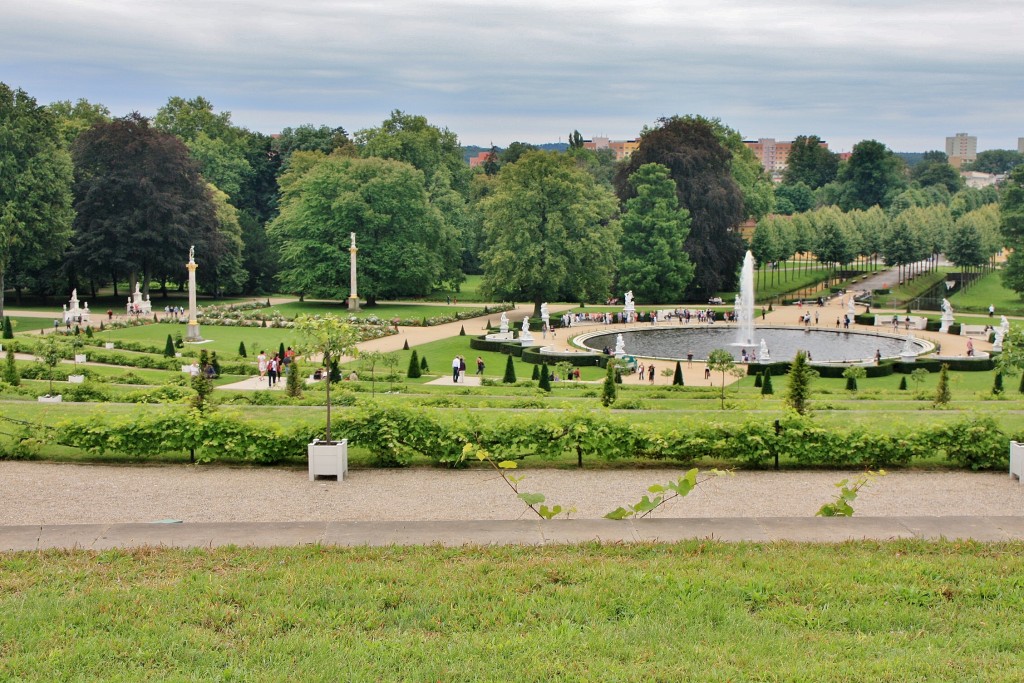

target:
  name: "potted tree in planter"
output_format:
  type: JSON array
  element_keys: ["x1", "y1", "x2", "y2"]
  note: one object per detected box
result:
[
  {"x1": 38, "y1": 335, "x2": 67, "y2": 402},
  {"x1": 295, "y1": 314, "x2": 360, "y2": 480}
]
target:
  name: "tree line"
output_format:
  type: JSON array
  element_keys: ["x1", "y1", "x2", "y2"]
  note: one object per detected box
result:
[{"x1": 2, "y1": 81, "x2": 1022, "y2": 319}]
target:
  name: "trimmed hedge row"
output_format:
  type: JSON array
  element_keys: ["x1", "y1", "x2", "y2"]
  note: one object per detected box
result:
[
  {"x1": 43, "y1": 405, "x2": 1014, "y2": 471},
  {"x1": 747, "y1": 356, "x2": 994, "y2": 377}
]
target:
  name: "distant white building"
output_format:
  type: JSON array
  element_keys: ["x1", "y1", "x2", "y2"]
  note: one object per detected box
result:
[{"x1": 961, "y1": 171, "x2": 999, "y2": 189}]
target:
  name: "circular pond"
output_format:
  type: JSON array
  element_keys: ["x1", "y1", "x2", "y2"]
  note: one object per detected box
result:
[{"x1": 579, "y1": 326, "x2": 920, "y2": 363}]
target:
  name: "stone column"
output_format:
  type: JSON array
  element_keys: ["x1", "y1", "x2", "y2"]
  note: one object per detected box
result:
[
  {"x1": 348, "y1": 231, "x2": 360, "y2": 312},
  {"x1": 185, "y1": 246, "x2": 204, "y2": 342}
]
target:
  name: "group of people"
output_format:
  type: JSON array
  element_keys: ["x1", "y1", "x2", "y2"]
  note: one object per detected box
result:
[
  {"x1": 451, "y1": 355, "x2": 484, "y2": 382},
  {"x1": 635, "y1": 362, "x2": 656, "y2": 383},
  {"x1": 257, "y1": 347, "x2": 295, "y2": 388}
]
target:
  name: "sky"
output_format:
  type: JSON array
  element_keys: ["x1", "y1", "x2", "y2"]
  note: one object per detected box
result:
[{"x1": 4, "y1": 0, "x2": 1023, "y2": 153}]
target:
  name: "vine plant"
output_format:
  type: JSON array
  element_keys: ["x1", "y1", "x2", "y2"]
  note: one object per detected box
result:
[{"x1": 816, "y1": 470, "x2": 886, "y2": 517}]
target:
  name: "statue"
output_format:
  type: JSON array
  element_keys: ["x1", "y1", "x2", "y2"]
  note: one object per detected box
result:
[
  {"x1": 614, "y1": 333, "x2": 625, "y2": 356},
  {"x1": 760, "y1": 339, "x2": 770, "y2": 361},
  {"x1": 540, "y1": 302, "x2": 549, "y2": 322},
  {"x1": 624, "y1": 291, "x2": 634, "y2": 308},
  {"x1": 1001, "y1": 315, "x2": 1010, "y2": 334},
  {"x1": 189, "y1": 244, "x2": 195, "y2": 262},
  {"x1": 350, "y1": 232, "x2": 356, "y2": 249},
  {"x1": 941, "y1": 298, "x2": 953, "y2": 316},
  {"x1": 521, "y1": 316, "x2": 530, "y2": 334},
  {"x1": 70, "y1": 289, "x2": 78, "y2": 302},
  {"x1": 499, "y1": 312, "x2": 509, "y2": 334}
]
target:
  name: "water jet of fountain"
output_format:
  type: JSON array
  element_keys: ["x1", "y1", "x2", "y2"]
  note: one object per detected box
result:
[{"x1": 734, "y1": 250, "x2": 756, "y2": 347}]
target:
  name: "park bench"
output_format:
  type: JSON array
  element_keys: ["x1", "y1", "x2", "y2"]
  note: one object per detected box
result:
[{"x1": 959, "y1": 325, "x2": 992, "y2": 338}]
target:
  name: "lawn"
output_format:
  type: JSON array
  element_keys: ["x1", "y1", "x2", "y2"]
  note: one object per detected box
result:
[
  {"x1": 951, "y1": 269, "x2": 1024, "y2": 316},
  {"x1": 269, "y1": 300, "x2": 492, "y2": 322},
  {"x1": 92, "y1": 322, "x2": 303, "y2": 361},
  {"x1": 2, "y1": 542, "x2": 1023, "y2": 681}
]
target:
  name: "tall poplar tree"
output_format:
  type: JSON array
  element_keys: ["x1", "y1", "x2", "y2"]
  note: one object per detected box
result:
[{"x1": 618, "y1": 163, "x2": 694, "y2": 303}]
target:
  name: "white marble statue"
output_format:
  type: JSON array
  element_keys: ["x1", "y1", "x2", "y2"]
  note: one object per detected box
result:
[
  {"x1": 1001, "y1": 315, "x2": 1010, "y2": 335},
  {"x1": 941, "y1": 298, "x2": 953, "y2": 316},
  {"x1": 614, "y1": 333, "x2": 625, "y2": 356},
  {"x1": 499, "y1": 312, "x2": 509, "y2": 334},
  {"x1": 847, "y1": 295, "x2": 856, "y2": 318},
  {"x1": 760, "y1": 339, "x2": 770, "y2": 361},
  {"x1": 521, "y1": 316, "x2": 530, "y2": 334},
  {"x1": 540, "y1": 302, "x2": 549, "y2": 323},
  {"x1": 624, "y1": 291, "x2": 634, "y2": 309}
]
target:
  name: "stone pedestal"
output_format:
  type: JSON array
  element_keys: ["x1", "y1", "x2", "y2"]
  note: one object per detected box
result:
[
  {"x1": 185, "y1": 249, "x2": 204, "y2": 342},
  {"x1": 347, "y1": 233, "x2": 360, "y2": 312}
]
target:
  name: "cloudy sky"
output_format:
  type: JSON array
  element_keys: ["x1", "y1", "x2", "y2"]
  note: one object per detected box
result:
[{"x1": 4, "y1": 0, "x2": 1022, "y2": 152}]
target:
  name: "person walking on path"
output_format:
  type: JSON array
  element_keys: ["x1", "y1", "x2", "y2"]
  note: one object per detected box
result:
[
  {"x1": 648, "y1": 364, "x2": 655, "y2": 383},
  {"x1": 257, "y1": 351, "x2": 268, "y2": 382},
  {"x1": 476, "y1": 356, "x2": 485, "y2": 375},
  {"x1": 459, "y1": 356, "x2": 467, "y2": 381},
  {"x1": 267, "y1": 354, "x2": 279, "y2": 388},
  {"x1": 451, "y1": 355, "x2": 461, "y2": 382}
]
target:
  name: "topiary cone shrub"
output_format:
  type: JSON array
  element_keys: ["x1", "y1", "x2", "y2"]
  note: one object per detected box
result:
[
  {"x1": 502, "y1": 355, "x2": 517, "y2": 383},
  {"x1": 420, "y1": 356, "x2": 429, "y2": 371},
  {"x1": 531, "y1": 364, "x2": 540, "y2": 380},
  {"x1": 899, "y1": 376, "x2": 908, "y2": 390},
  {"x1": 164, "y1": 334, "x2": 175, "y2": 357},
  {"x1": 539, "y1": 363, "x2": 551, "y2": 392},
  {"x1": 407, "y1": 350, "x2": 422, "y2": 378},
  {"x1": 672, "y1": 361, "x2": 684, "y2": 386},
  {"x1": 761, "y1": 369, "x2": 773, "y2": 395}
]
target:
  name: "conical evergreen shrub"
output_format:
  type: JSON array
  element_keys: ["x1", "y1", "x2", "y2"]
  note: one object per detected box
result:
[
  {"x1": 531, "y1": 365, "x2": 540, "y2": 380},
  {"x1": 934, "y1": 363, "x2": 951, "y2": 406},
  {"x1": 845, "y1": 376, "x2": 857, "y2": 392},
  {"x1": 403, "y1": 339, "x2": 410, "y2": 350},
  {"x1": 761, "y1": 369, "x2": 773, "y2": 395},
  {"x1": 754, "y1": 372, "x2": 763, "y2": 388},
  {"x1": 210, "y1": 352, "x2": 221, "y2": 376},
  {"x1": 539, "y1": 363, "x2": 551, "y2": 392},
  {"x1": 899, "y1": 376, "x2": 907, "y2": 390},
  {"x1": 407, "y1": 350, "x2": 422, "y2": 378},
  {"x1": 993, "y1": 372, "x2": 1004, "y2": 395},
  {"x1": 4, "y1": 347, "x2": 20, "y2": 386},
  {"x1": 2, "y1": 316, "x2": 12, "y2": 339},
  {"x1": 238, "y1": 341, "x2": 247, "y2": 358},
  {"x1": 502, "y1": 355, "x2": 516, "y2": 383},
  {"x1": 164, "y1": 334, "x2": 176, "y2": 357},
  {"x1": 601, "y1": 362, "x2": 617, "y2": 406},
  {"x1": 672, "y1": 361, "x2": 684, "y2": 386},
  {"x1": 459, "y1": 325, "x2": 466, "y2": 336},
  {"x1": 420, "y1": 356, "x2": 429, "y2": 371}
]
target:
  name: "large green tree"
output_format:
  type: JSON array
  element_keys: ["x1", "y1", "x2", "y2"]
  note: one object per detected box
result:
[
  {"x1": 964, "y1": 149, "x2": 1024, "y2": 175},
  {"x1": 69, "y1": 113, "x2": 222, "y2": 297},
  {"x1": 0, "y1": 83, "x2": 74, "y2": 316},
  {"x1": 358, "y1": 111, "x2": 470, "y2": 288},
  {"x1": 782, "y1": 135, "x2": 839, "y2": 189},
  {"x1": 835, "y1": 140, "x2": 907, "y2": 211},
  {"x1": 480, "y1": 151, "x2": 620, "y2": 316},
  {"x1": 616, "y1": 117, "x2": 746, "y2": 298},
  {"x1": 911, "y1": 151, "x2": 962, "y2": 194},
  {"x1": 1000, "y1": 166, "x2": 1024, "y2": 296},
  {"x1": 618, "y1": 163, "x2": 694, "y2": 303},
  {"x1": 46, "y1": 98, "x2": 111, "y2": 147},
  {"x1": 269, "y1": 155, "x2": 444, "y2": 304}
]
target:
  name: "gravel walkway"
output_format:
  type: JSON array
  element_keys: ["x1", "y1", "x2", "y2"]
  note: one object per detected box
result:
[{"x1": 2, "y1": 463, "x2": 1022, "y2": 525}]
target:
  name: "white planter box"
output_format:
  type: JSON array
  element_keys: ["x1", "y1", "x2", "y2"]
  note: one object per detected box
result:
[
  {"x1": 68, "y1": 375, "x2": 85, "y2": 384},
  {"x1": 104, "y1": 342, "x2": 115, "y2": 349},
  {"x1": 308, "y1": 439, "x2": 348, "y2": 481},
  {"x1": 1011, "y1": 441, "x2": 1023, "y2": 484},
  {"x1": 38, "y1": 395, "x2": 63, "y2": 403},
  {"x1": 74, "y1": 354, "x2": 87, "y2": 363}
]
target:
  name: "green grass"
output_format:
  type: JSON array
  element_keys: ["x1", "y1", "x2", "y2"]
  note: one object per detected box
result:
[
  {"x1": 92, "y1": 322, "x2": 301, "y2": 361},
  {"x1": 951, "y1": 269, "x2": 1024, "y2": 316},
  {"x1": 2, "y1": 542, "x2": 1023, "y2": 681},
  {"x1": 269, "y1": 300, "x2": 490, "y2": 321}
]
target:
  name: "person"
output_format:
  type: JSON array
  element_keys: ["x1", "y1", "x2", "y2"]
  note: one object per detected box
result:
[
  {"x1": 451, "y1": 355, "x2": 461, "y2": 382},
  {"x1": 188, "y1": 361, "x2": 200, "y2": 377},
  {"x1": 966, "y1": 338, "x2": 974, "y2": 357},
  {"x1": 313, "y1": 367, "x2": 324, "y2": 381},
  {"x1": 106, "y1": 309, "x2": 113, "y2": 321},
  {"x1": 875, "y1": 349, "x2": 882, "y2": 364},
  {"x1": 648, "y1": 364, "x2": 655, "y2": 383},
  {"x1": 476, "y1": 356, "x2": 485, "y2": 375},
  {"x1": 989, "y1": 304, "x2": 995, "y2": 318},
  {"x1": 283, "y1": 346, "x2": 295, "y2": 375},
  {"x1": 687, "y1": 351, "x2": 694, "y2": 366},
  {"x1": 348, "y1": 370, "x2": 358, "y2": 381},
  {"x1": 257, "y1": 351, "x2": 268, "y2": 382},
  {"x1": 459, "y1": 355, "x2": 467, "y2": 380},
  {"x1": 704, "y1": 365, "x2": 711, "y2": 380},
  {"x1": 267, "y1": 354, "x2": 279, "y2": 388},
  {"x1": 204, "y1": 363, "x2": 216, "y2": 379},
  {"x1": 761, "y1": 307, "x2": 766, "y2": 320}
]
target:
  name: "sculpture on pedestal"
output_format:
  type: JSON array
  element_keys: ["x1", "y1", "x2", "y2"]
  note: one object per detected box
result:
[
  {"x1": 185, "y1": 245, "x2": 203, "y2": 341},
  {"x1": 348, "y1": 232, "x2": 360, "y2": 312}
]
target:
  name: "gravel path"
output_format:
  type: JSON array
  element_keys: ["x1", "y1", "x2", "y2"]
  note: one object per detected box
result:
[{"x1": 2, "y1": 463, "x2": 1022, "y2": 525}]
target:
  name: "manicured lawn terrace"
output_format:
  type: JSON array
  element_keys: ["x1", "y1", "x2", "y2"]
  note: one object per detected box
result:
[
  {"x1": 951, "y1": 270, "x2": 1024, "y2": 316},
  {"x1": 1, "y1": 542, "x2": 1023, "y2": 681}
]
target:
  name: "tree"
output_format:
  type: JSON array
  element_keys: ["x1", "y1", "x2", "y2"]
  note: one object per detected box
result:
[
  {"x1": 616, "y1": 117, "x2": 746, "y2": 298},
  {"x1": 760, "y1": 368, "x2": 774, "y2": 395},
  {"x1": 294, "y1": 315, "x2": 360, "y2": 442},
  {"x1": 785, "y1": 351, "x2": 814, "y2": 415},
  {"x1": 164, "y1": 334, "x2": 175, "y2": 358},
  {"x1": 286, "y1": 358, "x2": 302, "y2": 398},
  {"x1": 843, "y1": 365, "x2": 865, "y2": 392},
  {"x1": 69, "y1": 113, "x2": 221, "y2": 298},
  {"x1": 274, "y1": 124, "x2": 355, "y2": 163},
  {"x1": 0, "y1": 84, "x2": 74, "y2": 317},
  {"x1": 618, "y1": 163, "x2": 694, "y2": 303},
  {"x1": 3, "y1": 347, "x2": 19, "y2": 386},
  {"x1": 601, "y1": 360, "x2": 618, "y2": 406},
  {"x1": 774, "y1": 182, "x2": 816, "y2": 214},
  {"x1": 911, "y1": 151, "x2": 962, "y2": 194},
  {"x1": 407, "y1": 350, "x2": 422, "y2": 378},
  {"x1": 269, "y1": 155, "x2": 445, "y2": 304},
  {"x1": 481, "y1": 151, "x2": 620, "y2": 316},
  {"x1": 964, "y1": 149, "x2": 1024, "y2": 175},
  {"x1": 835, "y1": 140, "x2": 907, "y2": 211},
  {"x1": 934, "y1": 363, "x2": 951, "y2": 406},
  {"x1": 502, "y1": 354, "x2": 517, "y2": 383},
  {"x1": 672, "y1": 360, "x2": 684, "y2": 386},
  {"x1": 782, "y1": 135, "x2": 839, "y2": 189},
  {"x1": 238, "y1": 341, "x2": 247, "y2": 358},
  {"x1": 706, "y1": 349, "x2": 741, "y2": 409},
  {"x1": 2, "y1": 316, "x2": 12, "y2": 339},
  {"x1": 46, "y1": 98, "x2": 111, "y2": 147}
]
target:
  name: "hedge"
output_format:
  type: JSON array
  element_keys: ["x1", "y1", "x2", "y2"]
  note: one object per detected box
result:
[
  {"x1": 35, "y1": 406, "x2": 1014, "y2": 471},
  {"x1": 520, "y1": 348, "x2": 602, "y2": 366}
]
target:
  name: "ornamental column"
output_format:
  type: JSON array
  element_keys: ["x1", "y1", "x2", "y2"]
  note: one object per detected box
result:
[
  {"x1": 348, "y1": 232, "x2": 360, "y2": 312},
  {"x1": 185, "y1": 245, "x2": 204, "y2": 342}
]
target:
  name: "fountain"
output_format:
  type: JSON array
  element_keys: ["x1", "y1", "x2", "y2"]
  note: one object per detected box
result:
[{"x1": 734, "y1": 250, "x2": 755, "y2": 347}]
